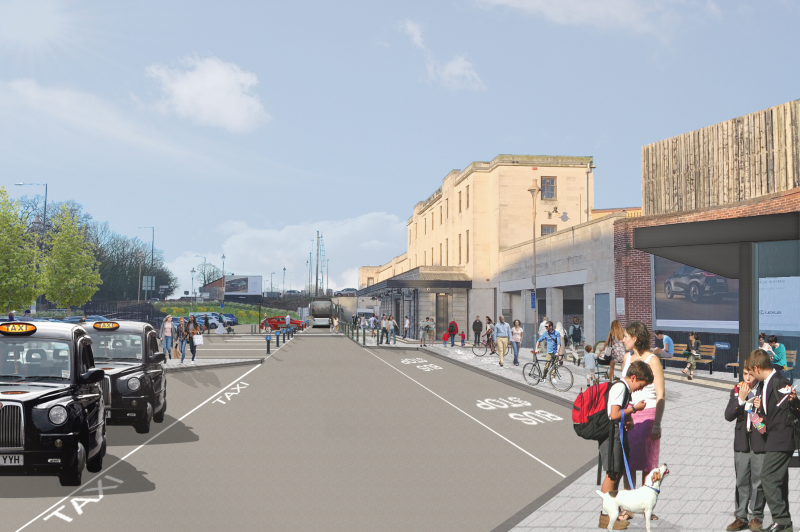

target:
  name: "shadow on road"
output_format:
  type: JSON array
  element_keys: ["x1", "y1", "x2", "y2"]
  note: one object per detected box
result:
[
  {"x1": 170, "y1": 369, "x2": 222, "y2": 389},
  {"x1": 107, "y1": 415, "x2": 200, "y2": 446},
  {"x1": 0, "y1": 454, "x2": 156, "y2": 498}
]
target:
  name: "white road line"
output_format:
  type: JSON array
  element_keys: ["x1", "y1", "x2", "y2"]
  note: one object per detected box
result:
[
  {"x1": 15, "y1": 342, "x2": 286, "y2": 532},
  {"x1": 363, "y1": 348, "x2": 566, "y2": 479}
]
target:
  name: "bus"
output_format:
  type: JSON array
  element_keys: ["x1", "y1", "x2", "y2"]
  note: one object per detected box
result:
[{"x1": 308, "y1": 297, "x2": 335, "y2": 328}]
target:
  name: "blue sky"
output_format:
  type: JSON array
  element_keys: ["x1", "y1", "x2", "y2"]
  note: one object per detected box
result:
[{"x1": 1, "y1": 0, "x2": 798, "y2": 295}]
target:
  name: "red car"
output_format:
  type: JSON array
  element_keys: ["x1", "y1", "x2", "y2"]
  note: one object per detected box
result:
[{"x1": 263, "y1": 316, "x2": 302, "y2": 330}]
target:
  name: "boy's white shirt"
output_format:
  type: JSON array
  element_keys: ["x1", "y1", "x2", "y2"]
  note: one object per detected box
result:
[{"x1": 607, "y1": 379, "x2": 632, "y2": 418}]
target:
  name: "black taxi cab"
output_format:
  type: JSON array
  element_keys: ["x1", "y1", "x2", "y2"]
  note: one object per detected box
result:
[
  {"x1": 0, "y1": 321, "x2": 106, "y2": 486},
  {"x1": 86, "y1": 321, "x2": 166, "y2": 434}
]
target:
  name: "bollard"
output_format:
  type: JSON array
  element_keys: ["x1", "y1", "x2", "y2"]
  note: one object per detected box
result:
[
  {"x1": 266, "y1": 334, "x2": 271, "y2": 354},
  {"x1": 276, "y1": 332, "x2": 280, "y2": 347},
  {"x1": 362, "y1": 326, "x2": 366, "y2": 346},
  {"x1": 283, "y1": 330, "x2": 286, "y2": 343}
]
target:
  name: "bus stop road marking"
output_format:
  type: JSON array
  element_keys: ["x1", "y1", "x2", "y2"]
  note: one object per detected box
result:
[{"x1": 362, "y1": 347, "x2": 566, "y2": 479}]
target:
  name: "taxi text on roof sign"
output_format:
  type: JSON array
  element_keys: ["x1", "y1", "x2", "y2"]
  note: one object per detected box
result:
[
  {"x1": 0, "y1": 322, "x2": 37, "y2": 335},
  {"x1": 93, "y1": 322, "x2": 120, "y2": 331}
]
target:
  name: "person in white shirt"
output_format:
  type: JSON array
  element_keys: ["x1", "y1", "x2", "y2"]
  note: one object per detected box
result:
[
  {"x1": 403, "y1": 316, "x2": 410, "y2": 339},
  {"x1": 538, "y1": 316, "x2": 549, "y2": 353}
]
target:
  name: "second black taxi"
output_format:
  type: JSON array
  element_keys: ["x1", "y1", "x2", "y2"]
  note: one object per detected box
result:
[{"x1": 87, "y1": 321, "x2": 167, "y2": 434}]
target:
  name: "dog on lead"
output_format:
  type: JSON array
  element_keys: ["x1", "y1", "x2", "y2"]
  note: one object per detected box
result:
[{"x1": 596, "y1": 464, "x2": 670, "y2": 532}]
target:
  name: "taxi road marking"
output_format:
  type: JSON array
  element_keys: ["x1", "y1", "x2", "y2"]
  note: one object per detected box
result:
[
  {"x1": 363, "y1": 348, "x2": 566, "y2": 479},
  {"x1": 16, "y1": 339, "x2": 290, "y2": 532},
  {"x1": 43, "y1": 476, "x2": 124, "y2": 523},
  {"x1": 212, "y1": 381, "x2": 249, "y2": 405}
]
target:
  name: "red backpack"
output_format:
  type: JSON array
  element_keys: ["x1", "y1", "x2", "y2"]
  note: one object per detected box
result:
[{"x1": 572, "y1": 382, "x2": 620, "y2": 441}]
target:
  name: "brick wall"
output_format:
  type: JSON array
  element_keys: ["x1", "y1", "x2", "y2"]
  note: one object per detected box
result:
[{"x1": 614, "y1": 188, "x2": 800, "y2": 355}]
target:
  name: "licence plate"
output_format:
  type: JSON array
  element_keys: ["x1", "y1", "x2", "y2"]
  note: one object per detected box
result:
[{"x1": 0, "y1": 454, "x2": 23, "y2": 466}]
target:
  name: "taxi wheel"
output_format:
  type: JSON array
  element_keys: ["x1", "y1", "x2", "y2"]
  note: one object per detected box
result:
[
  {"x1": 87, "y1": 438, "x2": 105, "y2": 473},
  {"x1": 153, "y1": 399, "x2": 166, "y2": 423},
  {"x1": 135, "y1": 402, "x2": 153, "y2": 434},
  {"x1": 59, "y1": 442, "x2": 86, "y2": 486}
]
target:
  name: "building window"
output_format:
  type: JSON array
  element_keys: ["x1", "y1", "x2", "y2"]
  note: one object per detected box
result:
[
  {"x1": 466, "y1": 230, "x2": 469, "y2": 262},
  {"x1": 466, "y1": 185, "x2": 470, "y2": 208},
  {"x1": 541, "y1": 177, "x2": 556, "y2": 200},
  {"x1": 439, "y1": 243, "x2": 442, "y2": 265},
  {"x1": 541, "y1": 224, "x2": 557, "y2": 236},
  {"x1": 446, "y1": 199, "x2": 449, "y2": 219},
  {"x1": 458, "y1": 192, "x2": 462, "y2": 213},
  {"x1": 439, "y1": 206, "x2": 442, "y2": 225},
  {"x1": 367, "y1": 277, "x2": 374, "y2": 286},
  {"x1": 445, "y1": 238, "x2": 448, "y2": 266},
  {"x1": 458, "y1": 234, "x2": 462, "y2": 264}
]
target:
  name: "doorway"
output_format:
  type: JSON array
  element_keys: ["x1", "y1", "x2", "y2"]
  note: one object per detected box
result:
[
  {"x1": 436, "y1": 294, "x2": 449, "y2": 340},
  {"x1": 595, "y1": 293, "x2": 610, "y2": 346}
]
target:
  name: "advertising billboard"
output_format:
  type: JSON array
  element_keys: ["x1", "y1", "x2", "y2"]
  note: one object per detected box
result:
[
  {"x1": 224, "y1": 275, "x2": 262, "y2": 296},
  {"x1": 652, "y1": 256, "x2": 739, "y2": 331}
]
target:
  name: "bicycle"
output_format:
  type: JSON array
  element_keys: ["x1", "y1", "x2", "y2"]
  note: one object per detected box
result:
[
  {"x1": 522, "y1": 352, "x2": 574, "y2": 392},
  {"x1": 472, "y1": 338, "x2": 509, "y2": 357}
]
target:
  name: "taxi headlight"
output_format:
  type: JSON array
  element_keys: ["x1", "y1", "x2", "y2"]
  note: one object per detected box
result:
[
  {"x1": 127, "y1": 377, "x2": 141, "y2": 392},
  {"x1": 49, "y1": 405, "x2": 68, "y2": 425}
]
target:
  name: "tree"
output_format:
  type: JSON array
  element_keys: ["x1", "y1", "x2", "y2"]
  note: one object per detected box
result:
[
  {"x1": 196, "y1": 262, "x2": 222, "y2": 287},
  {"x1": 0, "y1": 188, "x2": 41, "y2": 311},
  {"x1": 42, "y1": 206, "x2": 102, "y2": 315}
]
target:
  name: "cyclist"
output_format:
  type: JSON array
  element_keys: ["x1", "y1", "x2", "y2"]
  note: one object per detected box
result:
[
  {"x1": 482, "y1": 317, "x2": 495, "y2": 354},
  {"x1": 534, "y1": 321, "x2": 561, "y2": 364}
]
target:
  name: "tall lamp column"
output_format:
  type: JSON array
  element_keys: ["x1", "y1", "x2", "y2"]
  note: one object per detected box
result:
[{"x1": 528, "y1": 181, "x2": 539, "y2": 323}]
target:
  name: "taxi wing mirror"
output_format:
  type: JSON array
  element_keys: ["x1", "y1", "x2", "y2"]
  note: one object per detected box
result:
[
  {"x1": 81, "y1": 368, "x2": 105, "y2": 384},
  {"x1": 150, "y1": 352, "x2": 166, "y2": 364}
]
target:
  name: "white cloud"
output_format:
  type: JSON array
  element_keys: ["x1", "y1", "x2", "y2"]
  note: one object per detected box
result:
[
  {"x1": 0, "y1": 0, "x2": 78, "y2": 50},
  {"x1": 166, "y1": 212, "x2": 408, "y2": 298},
  {"x1": 0, "y1": 78, "x2": 185, "y2": 154},
  {"x1": 146, "y1": 56, "x2": 270, "y2": 133},
  {"x1": 479, "y1": 0, "x2": 721, "y2": 33},
  {"x1": 400, "y1": 20, "x2": 486, "y2": 91}
]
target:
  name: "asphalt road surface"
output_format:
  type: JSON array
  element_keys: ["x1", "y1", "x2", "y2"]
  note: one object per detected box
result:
[{"x1": 5, "y1": 331, "x2": 597, "y2": 532}]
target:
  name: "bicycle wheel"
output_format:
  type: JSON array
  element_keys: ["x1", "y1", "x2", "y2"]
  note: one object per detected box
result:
[
  {"x1": 472, "y1": 342, "x2": 488, "y2": 357},
  {"x1": 522, "y1": 362, "x2": 541, "y2": 386},
  {"x1": 549, "y1": 364, "x2": 574, "y2": 392}
]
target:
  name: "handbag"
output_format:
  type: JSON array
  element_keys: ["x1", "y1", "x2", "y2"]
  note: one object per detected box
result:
[
  {"x1": 193, "y1": 334, "x2": 204, "y2": 346},
  {"x1": 172, "y1": 343, "x2": 179, "y2": 359}
]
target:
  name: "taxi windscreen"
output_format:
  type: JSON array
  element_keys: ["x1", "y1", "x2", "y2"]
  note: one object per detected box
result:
[
  {"x1": 0, "y1": 339, "x2": 72, "y2": 380},
  {"x1": 88, "y1": 333, "x2": 143, "y2": 360}
]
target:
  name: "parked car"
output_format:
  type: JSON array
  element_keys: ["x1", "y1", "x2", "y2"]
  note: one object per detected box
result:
[
  {"x1": 284, "y1": 290, "x2": 301, "y2": 297},
  {"x1": 664, "y1": 265, "x2": 728, "y2": 302},
  {"x1": 86, "y1": 321, "x2": 167, "y2": 434},
  {"x1": 0, "y1": 321, "x2": 107, "y2": 486},
  {"x1": 333, "y1": 288, "x2": 357, "y2": 297},
  {"x1": 187, "y1": 313, "x2": 223, "y2": 329},
  {"x1": 265, "y1": 316, "x2": 302, "y2": 331},
  {"x1": 221, "y1": 313, "x2": 238, "y2": 325}
]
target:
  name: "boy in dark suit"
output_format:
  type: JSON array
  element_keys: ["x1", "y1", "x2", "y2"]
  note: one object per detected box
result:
[
  {"x1": 724, "y1": 367, "x2": 766, "y2": 531},
  {"x1": 746, "y1": 349, "x2": 800, "y2": 532}
]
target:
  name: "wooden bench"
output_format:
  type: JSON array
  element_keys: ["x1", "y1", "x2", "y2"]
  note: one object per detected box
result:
[
  {"x1": 665, "y1": 343, "x2": 717, "y2": 374},
  {"x1": 727, "y1": 350, "x2": 796, "y2": 379}
]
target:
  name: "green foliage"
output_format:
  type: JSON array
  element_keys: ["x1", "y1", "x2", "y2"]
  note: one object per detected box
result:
[
  {"x1": 0, "y1": 188, "x2": 41, "y2": 310},
  {"x1": 154, "y1": 301, "x2": 299, "y2": 324},
  {"x1": 42, "y1": 206, "x2": 102, "y2": 315}
]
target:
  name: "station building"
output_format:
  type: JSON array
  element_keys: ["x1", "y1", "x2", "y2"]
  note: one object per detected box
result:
[{"x1": 357, "y1": 154, "x2": 636, "y2": 346}]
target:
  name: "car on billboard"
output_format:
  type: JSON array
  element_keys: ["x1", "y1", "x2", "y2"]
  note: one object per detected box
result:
[
  {"x1": 225, "y1": 278, "x2": 249, "y2": 293},
  {"x1": 333, "y1": 288, "x2": 357, "y2": 297},
  {"x1": 664, "y1": 265, "x2": 728, "y2": 303}
]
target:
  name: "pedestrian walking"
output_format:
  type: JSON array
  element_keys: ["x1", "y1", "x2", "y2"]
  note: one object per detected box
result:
[
  {"x1": 555, "y1": 322, "x2": 567, "y2": 358},
  {"x1": 724, "y1": 365, "x2": 766, "y2": 532},
  {"x1": 510, "y1": 319, "x2": 523, "y2": 366},
  {"x1": 203, "y1": 314, "x2": 210, "y2": 334},
  {"x1": 379, "y1": 314, "x2": 389, "y2": 344},
  {"x1": 601, "y1": 320, "x2": 626, "y2": 381},
  {"x1": 176, "y1": 317, "x2": 188, "y2": 363},
  {"x1": 746, "y1": 348, "x2": 800, "y2": 531},
  {"x1": 472, "y1": 316, "x2": 483, "y2": 346},
  {"x1": 494, "y1": 315, "x2": 511, "y2": 367},
  {"x1": 681, "y1": 332, "x2": 701, "y2": 380},
  {"x1": 619, "y1": 321, "x2": 666, "y2": 520},
  {"x1": 389, "y1": 315, "x2": 398, "y2": 344},
  {"x1": 583, "y1": 344, "x2": 597, "y2": 386},
  {"x1": 369, "y1": 315, "x2": 377, "y2": 339},
  {"x1": 333, "y1": 316, "x2": 339, "y2": 333},
  {"x1": 427, "y1": 317, "x2": 435, "y2": 345},
  {"x1": 186, "y1": 316, "x2": 202, "y2": 364},
  {"x1": 447, "y1": 319, "x2": 458, "y2": 347},
  {"x1": 403, "y1": 316, "x2": 409, "y2": 339},
  {"x1": 159, "y1": 315, "x2": 174, "y2": 359},
  {"x1": 568, "y1": 317, "x2": 585, "y2": 366},
  {"x1": 419, "y1": 317, "x2": 429, "y2": 347}
]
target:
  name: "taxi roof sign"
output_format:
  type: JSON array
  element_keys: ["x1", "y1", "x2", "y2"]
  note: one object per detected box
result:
[
  {"x1": 93, "y1": 322, "x2": 120, "y2": 331},
  {"x1": 0, "y1": 323, "x2": 37, "y2": 335}
]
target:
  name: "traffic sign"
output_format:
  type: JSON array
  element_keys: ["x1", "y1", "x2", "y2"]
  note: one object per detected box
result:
[{"x1": 530, "y1": 291, "x2": 536, "y2": 309}]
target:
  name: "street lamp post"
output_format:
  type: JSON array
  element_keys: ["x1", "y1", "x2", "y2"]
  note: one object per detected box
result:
[
  {"x1": 282, "y1": 267, "x2": 286, "y2": 295},
  {"x1": 528, "y1": 181, "x2": 540, "y2": 322},
  {"x1": 190, "y1": 268, "x2": 196, "y2": 313},
  {"x1": 221, "y1": 254, "x2": 226, "y2": 309},
  {"x1": 15, "y1": 182, "x2": 47, "y2": 240},
  {"x1": 138, "y1": 226, "x2": 154, "y2": 301}
]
